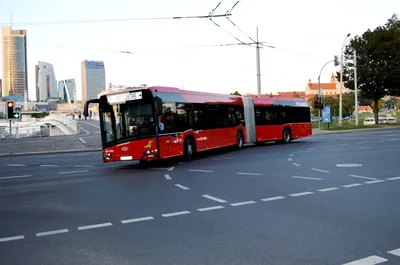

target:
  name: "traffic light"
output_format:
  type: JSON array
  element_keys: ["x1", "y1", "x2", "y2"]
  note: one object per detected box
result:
[
  {"x1": 319, "y1": 101, "x2": 324, "y2": 110},
  {"x1": 6, "y1": 101, "x2": 21, "y2": 120},
  {"x1": 313, "y1": 97, "x2": 319, "y2": 109},
  {"x1": 334, "y1": 55, "x2": 339, "y2": 66}
]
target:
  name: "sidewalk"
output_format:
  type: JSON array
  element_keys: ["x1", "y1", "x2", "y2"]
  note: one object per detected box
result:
[{"x1": 312, "y1": 126, "x2": 400, "y2": 135}]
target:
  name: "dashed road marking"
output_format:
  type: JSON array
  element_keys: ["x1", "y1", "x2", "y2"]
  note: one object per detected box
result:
[
  {"x1": 311, "y1": 168, "x2": 329, "y2": 173},
  {"x1": 188, "y1": 169, "x2": 214, "y2": 173},
  {"x1": 36, "y1": 229, "x2": 69, "y2": 237},
  {"x1": 0, "y1": 235, "x2": 24, "y2": 243},
  {"x1": 164, "y1": 174, "x2": 172, "y2": 180},
  {"x1": 236, "y1": 172, "x2": 263, "y2": 176},
  {"x1": 341, "y1": 255, "x2": 388, "y2": 265},
  {"x1": 342, "y1": 183, "x2": 363, "y2": 188},
  {"x1": 175, "y1": 184, "x2": 190, "y2": 190},
  {"x1": 202, "y1": 195, "x2": 227, "y2": 203},
  {"x1": 78, "y1": 222, "x2": 113, "y2": 231},
  {"x1": 212, "y1": 157, "x2": 235, "y2": 160},
  {"x1": 387, "y1": 248, "x2": 400, "y2": 257},
  {"x1": 289, "y1": 154, "x2": 294, "y2": 157},
  {"x1": 0, "y1": 175, "x2": 32, "y2": 180},
  {"x1": 40, "y1": 165, "x2": 59, "y2": 167},
  {"x1": 74, "y1": 165, "x2": 94, "y2": 168},
  {"x1": 293, "y1": 163, "x2": 301, "y2": 167},
  {"x1": 307, "y1": 148, "x2": 316, "y2": 151},
  {"x1": 253, "y1": 154, "x2": 272, "y2": 157},
  {"x1": 261, "y1": 196, "x2": 285, "y2": 202},
  {"x1": 230, "y1": 201, "x2": 257, "y2": 207},
  {"x1": 349, "y1": 175, "x2": 377, "y2": 181},
  {"x1": 292, "y1": 176, "x2": 322, "y2": 180},
  {"x1": 168, "y1": 166, "x2": 175, "y2": 171},
  {"x1": 288, "y1": 158, "x2": 293, "y2": 161},
  {"x1": 6, "y1": 164, "x2": 26, "y2": 167},
  {"x1": 197, "y1": 206, "x2": 225, "y2": 212},
  {"x1": 59, "y1": 170, "x2": 89, "y2": 175},
  {"x1": 162, "y1": 211, "x2": 191, "y2": 217},
  {"x1": 318, "y1": 187, "x2": 339, "y2": 192},
  {"x1": 365, "y1": 180, "x2": 385, "y2": 184},
  {"x1": 78, "y1": 137, "x2": 87, "y2": 144},
  {"x1": 289, "y1": 191, "x2": 314, "y2": 197},
  {"x1": 121, "y1": 216, "x2": 154, "y2": 224},
  {"x1": 387, "y1": 176, "x2": 400, "y2": 181}
]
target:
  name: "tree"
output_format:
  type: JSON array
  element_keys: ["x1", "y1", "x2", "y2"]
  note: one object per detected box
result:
[
  {"x1": 337, "y1": 13, "x2": 400, "y2": 124},
  {"x1": 230, "y1": 91, "x2": 242, "y2": 96},
  {"x1": 342, "y1": 93, "x2": 355, "y2": 116},
  {"x1": 397, "y1": 98, "x2": 400, "y2": 110}
]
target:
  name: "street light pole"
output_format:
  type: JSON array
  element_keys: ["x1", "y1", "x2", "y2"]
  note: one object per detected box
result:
[
  {"x1": 318, "y1": 59, "x2": 334, "y2": 130},
  {"x1": 339, "y1": 33, "x2": 351, "y2": 127},
  {"x1": 354, "y1": 50, "x2": 358, "y2": 126},
  {"x1": 256, "y1": 27, "x2": 261, "y2": 98}
]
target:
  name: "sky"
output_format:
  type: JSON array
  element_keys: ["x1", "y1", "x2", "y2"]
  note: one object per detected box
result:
[{"x1": 0, "y1": 0, "x2": 399, "y2": 101}]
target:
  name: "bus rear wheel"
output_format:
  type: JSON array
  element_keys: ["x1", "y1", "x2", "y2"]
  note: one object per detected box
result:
[
  {"x1": 184, "y1": 137, "x2": 196, "y2": 161},
  {"x1": 282, "y1": 128, "x2": 292, "y2": 144},
  {"x1": 236, "y1": 131, "x2": 244, "y2": 150}
]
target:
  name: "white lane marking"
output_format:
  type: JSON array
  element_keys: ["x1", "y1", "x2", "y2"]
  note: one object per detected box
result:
[
  {"x1": 162, "y1": 211, "x2": 191, "y2": 217},
  {"x1": 175, "y1": 184, "x2": 190, "y2": 190},
  {"x1": 307, "y1": 148, "x2": 316, "y2": 151},
  {"x1": 293, "y1": 163, "x2": 301, "y2": 167},
  {"x1": 311, "y1": 168, "x2": 330, "y2": 173},
  {"x1": 59, "y1": 170, "x2": 89, "y2": 175},
  {"x1": 188, "y1": 169, "x2": 214, "y2": 173},
  {"x1": 168, "y1": 166, "x2": 175, "y2": 171},
  {"x1": 261, "y1": 196, "x2": 285, "y2": 202},
  {"x1": 0, "y1": 175, "x2": 32, "y2": 180},
  {"x1": 79, "y1": 120, "x2": 100, "y2": 129},
  {"x1": 202, "y1": 194, "x2": 227, "y2": 203},
  {"x1": 78, "y1": 137, "x2": 87, "y2": 144},
  {"x1": 212, "y1": 157, "x2": 235, "y2": 160},
  {"x1": 388, "y1": 248, "x2": 400, "y2": 257},
  {"x1": 78, "y1": 222, "x2": 113, "y2": 231},
  {"x1": 0, "y1": 235, "x2": 24, "y2": 243},
  {"x1": 178, "y1": 162, "x2": 184, "y2": 165},
  {"x1": 79, "y1": 127, "x2": 90, "y2": 135},
  {"x1": 387, "y1": 176, "x2": 400, "y2": 181},
  {"x1": 341, "y1": 255, "x2": 388, "y2": 265},
  {"x1": 342, "y1": 183, "x2": 363, "y2": 188},
  {"x1": 40, "y1": 165, "x2": 59, "y2": 167},
  {"x1": 289, "y1": 154, "x2": 294, "y2": 157},
  {"x1": 292, "y1": 176, "x2": 322, "y2": 180},
  {"x1": 121, "y1": 216, "x2": 154, "y2": 224},
  {"x1": 230, "y1": 201, "x2": 257, "y2": 207},
  {"x1": 236, "y1": 172, "x2": 263, "y2": 176},
  {"x1": 6, "y1": 164, "x2": 26, "y2": 167},
  {"x1": 349, "y1": 175, "x2": 377, "y2": 181},
  {"x1": 288, "y1": 158, "x2": 292, "y2": 161},
  {"x1": 197, "y1": 206, "x2": 225, "y2": 212},
  {"x1": 364, "y1": 180, "x2": 385, "y2": 184},
  {"x1": 318, "y1": 187, "x2": 339, "y2": 192},
  {"x1": 289, "y1": 191, "x2": 314, "y2": 197},
  {"x1": 164, "y1": 174, "x2": 172, "y2": 180},
  {"x1": 75, "y1": 165, "x2": 94, "y2": 168},
  {"x1": 253, "y1": 154, "x2": 272, "y2": 157},
  {"x1": 36, "y1": 229, "x2": 69, "y2": 237}
]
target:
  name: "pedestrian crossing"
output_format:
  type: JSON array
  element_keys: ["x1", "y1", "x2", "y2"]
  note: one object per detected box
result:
[{"x1": 342, "y1": 247, "x2": 400, "y2": 264}]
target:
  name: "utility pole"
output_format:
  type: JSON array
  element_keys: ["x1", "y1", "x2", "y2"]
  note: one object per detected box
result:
[
  {"x1": 256, "y1": 27, "x2": 261, "y2": 98},
  {"x1": 339, "y1": 33, "x2": 351, "y2": 127},
  {"x1": 354, "y1": 50, "x2": 358, "y2": 126},
  {"x1": 318, "y1": 59, "x2": 335, "y2": 130}
]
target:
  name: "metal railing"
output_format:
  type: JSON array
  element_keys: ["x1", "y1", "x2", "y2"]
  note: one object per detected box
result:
[{"x1": 45, "y1": 114, "x2": 79, "y2": 134}]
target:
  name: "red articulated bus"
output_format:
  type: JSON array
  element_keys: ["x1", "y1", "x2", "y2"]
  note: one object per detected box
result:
[{"x1": 83, "y1": 86, "x2": 312, "y2": 163}]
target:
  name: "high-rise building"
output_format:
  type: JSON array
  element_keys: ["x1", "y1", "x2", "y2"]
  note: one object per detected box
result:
[
  {"x1": 35, "y1": 61, "x2": 57, "y2": 102},
  {"x1": 58, "y1": 79, "x2": 76, "y2": 103},
  {"x1": 81, "y1": 60, "x2": 105, "y2": 102},
  {"x1": 1, "y1": 27, "x2": 28, "y2": 97}
]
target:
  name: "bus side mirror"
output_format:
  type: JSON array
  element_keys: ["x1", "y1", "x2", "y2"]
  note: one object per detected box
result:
[{"x1": 154, "y1": 96, "x2": 163, "y2": 116}]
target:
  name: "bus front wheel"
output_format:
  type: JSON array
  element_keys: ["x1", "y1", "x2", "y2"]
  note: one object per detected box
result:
[{"x1": 184, "y1": 137, "x2": 196, "y2": 161}]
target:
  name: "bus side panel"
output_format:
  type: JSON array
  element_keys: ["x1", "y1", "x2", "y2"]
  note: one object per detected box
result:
[
  {"x1": 255, "y1": 125, "x2": 284, "y2": 141},
  {"x1": 290, "y1": 123, "x2": 312, "y2": 139},
  {"x1": 158, "y1": 135, "x2": 184, "y2": 159}
]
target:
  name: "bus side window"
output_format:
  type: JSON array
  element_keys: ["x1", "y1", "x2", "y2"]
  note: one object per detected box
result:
[{"x1": 193, "y1": 104, "x2": 207, "y2": 130}]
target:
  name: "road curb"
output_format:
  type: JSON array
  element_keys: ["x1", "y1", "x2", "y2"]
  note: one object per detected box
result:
[
  {"x1": 312, "y1": 126, "x2": 400, "y2": 135},
  {"x1": 0, "y1": 148, "x2": 102, "y2": 157}
]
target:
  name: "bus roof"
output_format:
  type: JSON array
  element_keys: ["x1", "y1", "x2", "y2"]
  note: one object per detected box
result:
[{"x1": 103, "y1": 86, "x2": 309, "y2": 107}]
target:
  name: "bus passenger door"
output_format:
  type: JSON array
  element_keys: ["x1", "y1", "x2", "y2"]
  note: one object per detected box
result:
[{"x1": 193, "y1": 105, "x2": 209, "y2": 151}]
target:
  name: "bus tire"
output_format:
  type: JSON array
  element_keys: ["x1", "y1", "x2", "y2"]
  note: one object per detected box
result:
[
  {"x1": 282, "y1": 128, "x2": 292, "y2": 144},
  {"x1": 236, "y1": 131, "x2": 244, "y2": 150},
  {"x1": 184, "y1": 136, "x2": 196, "y2": 161}
]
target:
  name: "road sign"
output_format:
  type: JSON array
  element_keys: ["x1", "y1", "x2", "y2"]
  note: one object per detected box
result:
[
  {"x1": 322, "y1": 106, "x2": 331, "y2": 123},
  {"x1": 12, "y1": 112, "x2": 21, "y2": 120}
]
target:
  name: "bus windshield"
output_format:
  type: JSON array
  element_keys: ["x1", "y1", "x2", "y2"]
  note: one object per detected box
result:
[{"x1": 101, "y1": 102, "x2": 156, "y2": 145}]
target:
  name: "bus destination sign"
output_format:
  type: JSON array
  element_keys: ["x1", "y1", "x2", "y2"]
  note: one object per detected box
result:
[{"x1": 107, "y1": 91, "x2": 143, "y2": 104}]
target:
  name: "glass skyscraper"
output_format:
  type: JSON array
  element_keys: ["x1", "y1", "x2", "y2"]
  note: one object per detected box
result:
[{"x1": 81, "y1": 60, "x2": 105, "y2": 102}]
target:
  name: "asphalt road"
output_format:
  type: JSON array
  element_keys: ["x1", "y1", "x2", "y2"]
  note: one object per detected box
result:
[{"x1": 1, "y1": 127, "x2": 400, "y2": 265}]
